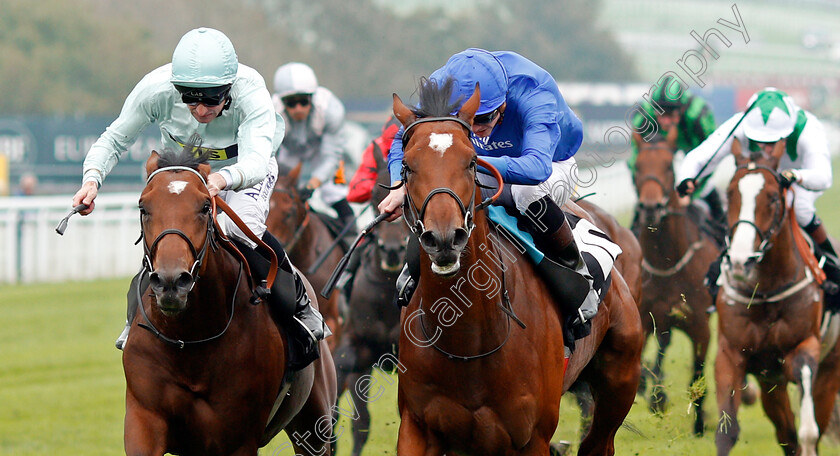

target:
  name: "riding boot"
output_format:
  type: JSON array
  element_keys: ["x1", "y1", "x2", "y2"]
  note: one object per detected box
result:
[
  {"x1": 704, "y1": 255, "x2": 723, "y2": 314},
  {"x1": 699, "y1": 188, "x2": 727, "y2": 247},
  {"x1": 525, "y1": 196, "x2": 598, "y2": 343},
  {"x1": 332, "y1": 198, "x2": 357, "y2": 236},
  {"x1": 115, "y1": 270, "x2": 146, "y2": 350},
  {"x1": 702, "y1": 187, "x2": 726, "y2": 225},
  {"x1": 394, "y1": 233, "x2": 420, "y2": 308},
  {"x1": 236, "y1": 233, "x2": 330, "y2": 370}
]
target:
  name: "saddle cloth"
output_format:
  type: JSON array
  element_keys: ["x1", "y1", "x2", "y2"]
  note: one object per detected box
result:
[{"x1": 486, "y1": 205, "x2": 621, "y2": 300}]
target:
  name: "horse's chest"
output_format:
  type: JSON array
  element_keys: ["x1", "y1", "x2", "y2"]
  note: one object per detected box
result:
[{"x1": 418, "y1": 394, "x2": 539, "y2": 453}]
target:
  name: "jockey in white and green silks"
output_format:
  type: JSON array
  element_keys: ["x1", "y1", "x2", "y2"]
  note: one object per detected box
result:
[{"x1": 677, "y1": 88, "x2": 838, "y2": 311}]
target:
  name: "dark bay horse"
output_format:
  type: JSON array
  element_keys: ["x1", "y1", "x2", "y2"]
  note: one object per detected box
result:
[
  {"x1": 333, "y1": 142, "x2": 407, "y2": 456},
  {"x1": 122, "y1": 148, "x2": 336, "y2": 455},
  {"x1": 393, "y1": 79, "x2": 643, "y2": 455},
  {"x1": 714, "y1": 139, "x2": 840, "y2": 455},
  {"x1": 267, "y1": 164, "x2": 344, "y2": 352},
  {"x1": 631, "y1": 133, "x2": 718, "y2": 434}
]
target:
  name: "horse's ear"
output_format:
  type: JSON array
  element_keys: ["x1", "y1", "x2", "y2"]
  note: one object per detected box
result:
[
  {"x1": 393, "y1": 93, "x2": 416, "y2": 127},
  {"x1": 631, "y1": 132, "x2": 643, "y2": 151},
  {"x1": 146, "y1": 151, "x2": 161, "y2": 176},
  {"x1": 731, "y1": 137, "x2": 749, "y2": 166},
  {"x1": 198, "y1": 162, "x2": 211, "y2": 180},
  {"x1": 372, "y1": 142, "x2": 385, "y2": 171},
  {"x1": 289, "y1": 161, "x2": 302, "y2": 184},
  {"x1": 457, "y1": 82, "x2": 481, "y2": 123},
  {"x1": 769, "y1": 138, "x2": 787, "y2": 168}
]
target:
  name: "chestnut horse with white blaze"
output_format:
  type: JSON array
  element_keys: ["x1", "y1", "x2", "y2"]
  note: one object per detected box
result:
[
  {"x1": 393, "y1": 79, "x2": 642, "y2": 456},
  {"x1": 122, "y1": 146, "x2": 337, "y2": 455},
  {"x1": 714, "y1": 139, "x2": 840, "y2": 456}
]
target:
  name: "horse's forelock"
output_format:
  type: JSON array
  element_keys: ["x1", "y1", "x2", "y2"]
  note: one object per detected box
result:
[
  {"x1": 156, "y1": 135, "x2": 212, "y2": 171},
  {"x1": 413, "y1": 76, "x2": 463, "y2": 118}
]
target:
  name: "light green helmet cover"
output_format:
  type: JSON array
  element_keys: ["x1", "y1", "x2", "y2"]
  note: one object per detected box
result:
[
  {"x1": 170, "y1": 27, "x2": 238, "y2": 88},
  {"x1": 743, "y1": 88, "x2": 799, "y2": 143}
]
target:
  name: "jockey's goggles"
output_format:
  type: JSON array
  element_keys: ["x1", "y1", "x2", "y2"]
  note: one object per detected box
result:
[
  {"x1": 174, "y1": 84, "x2": 232, "y2": 106},
  {"x1": 473, "y1": 108, "x2": 499, "y2": 125},
  {"x1": 282, "y1": 94, "x2": 312, "y2": 108}
]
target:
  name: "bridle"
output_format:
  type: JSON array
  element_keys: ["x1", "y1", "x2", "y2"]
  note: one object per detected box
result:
[
  {"x1": 633, "y1": 143, "x2": 681, "y2": 224},
  {"x1": 136, "y1": 165, "x2": 241, "y2": 349},
  {"x1": 722, "y1": 163, "x2": 788, "y2": 266},
  {"x1": 397, "y1": 115, "x2": 525, "y2": 361},
  {"x1": 397, "y1": 116, "x2": 502, "y2": 239}
]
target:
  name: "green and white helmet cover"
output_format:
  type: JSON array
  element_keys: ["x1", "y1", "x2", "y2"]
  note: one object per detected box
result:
[
  {"x1": 170, "y1": 27, "x2": 238, "y2": 88},
  {"x1": 273, "y1": 62, "x2": 318, "y2": 98},
  {"x1": 742, "y1": 88, "x2": 799, "y2": 143}
]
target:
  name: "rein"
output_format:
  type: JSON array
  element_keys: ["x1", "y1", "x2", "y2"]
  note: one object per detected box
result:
[{"x1": 417, "y1": 221, "x2": 522, "y2": 361}]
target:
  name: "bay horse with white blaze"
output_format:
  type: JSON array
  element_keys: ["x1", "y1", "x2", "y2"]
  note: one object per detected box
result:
[
  {"x1": 631, "y1": 132, "x2": 717, "y2": 434},
  {"x1": 714, "y1": 139, "x2": 840, "y2": 455},
  {"x1": 393, "y1": 78, "x2": 643, "y2": 455},
  {"x1": 122, "y1": 146, "x2": 336, "y2": 455}
]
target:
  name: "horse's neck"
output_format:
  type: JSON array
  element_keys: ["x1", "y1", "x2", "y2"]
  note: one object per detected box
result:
[
  {"x1": 288, "y1": 209, "x2": 318, "y2": 265},
  {"x1": 757, "y1": 223, "x2": 801, "y2": 282}
]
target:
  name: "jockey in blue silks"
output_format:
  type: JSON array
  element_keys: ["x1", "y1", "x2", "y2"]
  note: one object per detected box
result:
[{"x1": 379, "y1": 48, "x2": 609, "y2": 339}]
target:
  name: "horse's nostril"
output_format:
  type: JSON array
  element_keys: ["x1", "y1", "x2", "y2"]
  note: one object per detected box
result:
[
  {"x1": 419, "y1": 231, "x2": 439, "y2": 252},
  {"x1": 176, "y1": 272, "x2": 194, "y2": 290},
  {"x1": 453, "y1": 228, "x2": 469, "y2": 248}
]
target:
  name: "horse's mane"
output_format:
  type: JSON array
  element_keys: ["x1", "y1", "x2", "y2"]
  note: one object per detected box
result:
[
  {"x1": 157, "y1": 134, "x2": 213, "y2": 170},
  {"x1": 412, "y1": 76, "x2": 463, "y2": 118}
]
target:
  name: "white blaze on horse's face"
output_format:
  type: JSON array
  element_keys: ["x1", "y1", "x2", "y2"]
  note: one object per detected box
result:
[
  {"x1": 428, "y1": 133, "x2": 453, "y2": 157},
  {"x1": 729, "y1": 173, "x2": 765, "y2": 269},
  {"x1": 168, "y1": 181, "x2": 189, "y2": 195}
]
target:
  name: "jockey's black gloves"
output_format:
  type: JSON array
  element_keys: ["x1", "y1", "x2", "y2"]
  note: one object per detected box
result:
[
  {"x1": 676, "y1": 178, "x2": 695, "y2": 197},
  {"x1": 779, "y1": 169, "x2": 798, "y2": 189},
  {"x1": 299, "y1": 186, "x2": 315, "y2": 201}
]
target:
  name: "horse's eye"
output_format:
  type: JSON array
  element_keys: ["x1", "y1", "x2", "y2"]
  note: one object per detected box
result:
[
  {"x1": 139, "y1": 205, "x2": 147, "y2": 216},
  {"x1": 202, "y1": 201, "x2": 212, "y2": 214}
]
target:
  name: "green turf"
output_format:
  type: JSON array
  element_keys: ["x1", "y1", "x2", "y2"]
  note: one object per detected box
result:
[{"x1": 3, "y1": 160, "x2": 840, "y2": 455}]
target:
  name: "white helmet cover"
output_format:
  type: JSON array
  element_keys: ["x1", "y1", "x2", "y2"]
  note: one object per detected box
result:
[
  {"x1": 274, "y1": 62, "x2": 318, "y2": 98},
  {"x1": 743, "y1": 88, "x2": 799, "y2": 143},
  {"x1": 170, "y1": 27, "x2": 238, "y2": 88}
]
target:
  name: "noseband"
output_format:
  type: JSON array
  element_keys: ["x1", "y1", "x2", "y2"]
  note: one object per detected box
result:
[
  {"x1": 398, "y1": 116, "x2": 503, "y2": 239},
  {"x1": 140, "y1": 166, "x2": 215, "y2": 291},
  {"x1": 136, "y1": 166, "x2": 241, "y2": 349},
  {"x1": 723, "y1": 163, "x2": 788, "y2": 265}
]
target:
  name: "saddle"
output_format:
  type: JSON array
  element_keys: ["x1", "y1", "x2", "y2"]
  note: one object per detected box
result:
[{"x1": 486, "y1": 205, "x2": 621, "y2": 345}]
